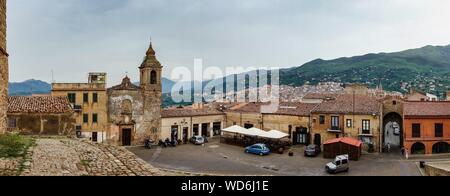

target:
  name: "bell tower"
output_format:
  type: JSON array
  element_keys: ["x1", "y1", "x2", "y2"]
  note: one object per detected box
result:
[
  {"x1": 137, "y1": 41, "x2": 162, "y2": 142},
  {"x1": 139, "y1": 41, "x2": 162, "y2": 92}
]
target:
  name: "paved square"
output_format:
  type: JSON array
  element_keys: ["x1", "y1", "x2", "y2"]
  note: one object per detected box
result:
[{"x1": 129, "y1": 138, "x2": 430, "y2": 176}]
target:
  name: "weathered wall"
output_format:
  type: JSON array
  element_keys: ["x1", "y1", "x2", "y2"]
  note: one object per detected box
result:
[
  {"x1": 262, "y1": 114, "x2": 310, "y2": 141},
  {"x1": 343, "y1": 114, "x2": 381, "y2": 152},
  {"x1": 107, "y1": 89, "x2": 143, "y2": 145},
  {"x1": 51, "y1": 84, "x2": 108, "y2": 137},
  {"x1": 7, "y1": 113, "x2": 76, "y2": 135},
  {"x1": 0, "y1": 0, "x2": 7, "y2": 134},
  {"x1": 226, "y1": 112, "x2": 263, "y2": 129},
  {"x1": 161, "y1": 115, "x2": 225, "y2": 140}
]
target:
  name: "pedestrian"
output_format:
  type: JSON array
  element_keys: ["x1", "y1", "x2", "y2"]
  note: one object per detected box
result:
[
  {"x1": 387, "y1": 142, "x2": 391, "y2": 153},
  {"x1": 405, "y1": 149, "x2": 409, "y2": 160},
  {"x1": 401, "y1": 147, "x2": 405, "y2": 156}
]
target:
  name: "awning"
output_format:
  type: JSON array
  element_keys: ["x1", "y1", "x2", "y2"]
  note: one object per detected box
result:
[
  {"x1": 222, "y1": 125, "x2": 249, "y2": 135},
  {"x1": 222, "y1": 126, "x2": 289, "y2": 139}
]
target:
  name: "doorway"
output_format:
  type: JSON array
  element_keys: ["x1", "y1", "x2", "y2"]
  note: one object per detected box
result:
[
  {"x1": 383, "y1": 112, "x2": 403, "y2": 152},
  {"x1": 171, "y1": 126, "x2": 179, "y2": 141},
  {"x1": 201, "y1": 123, "x2": 210, "y2": 137},
  {"x1": 183, "y1": 127, "x2": 189, "y2": 144},
  {"x1": 122, "y1": 129, "x2": 132, "y2": 146},
  {"x1": 92, "y1": 132, "x2": 98, "y2": 142},
  {"x1": 293, "y1": 127, "x2": 308, "y2": 145},
  {"x1": 314, "y1": 134, "x2": 321, "y2": 146}
]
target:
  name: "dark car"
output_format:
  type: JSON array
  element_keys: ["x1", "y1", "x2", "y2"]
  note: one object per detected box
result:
[{"x1": 304, "y1": 144, "x2": 321, "y2": 157}]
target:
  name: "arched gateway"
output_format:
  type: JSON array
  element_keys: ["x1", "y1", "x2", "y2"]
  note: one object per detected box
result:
[{"x1": 382, "y1": 96, "x2": 404, "y2": 152}]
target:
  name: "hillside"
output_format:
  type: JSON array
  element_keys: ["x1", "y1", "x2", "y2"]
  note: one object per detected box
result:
[{"x1": 281, "y1": 45, "x2": 450, "y2": 97}]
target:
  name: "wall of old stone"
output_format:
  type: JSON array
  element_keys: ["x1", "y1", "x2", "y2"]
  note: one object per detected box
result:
[
  {"x1": 0, "y1": 0, "x2": 7, "y2": 134},
  {"x1": 7, "y1": 113, "x2": 76, "y2": 135},
  {"x1": 107, "y1": 89, "x2": 143, "y2": 145},
  {"x1": 139, "y1": 90, "x2": 162, "y2": 143}
]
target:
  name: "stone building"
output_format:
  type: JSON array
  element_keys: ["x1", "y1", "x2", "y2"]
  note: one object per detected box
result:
[
  {"x1": 107, "y1": 42, "x2": 162, "y2": 146},
  {"x1": 307, "y1": 93, "x2": 382, "y2": 152},
  {"x1": 161, "y1": 103, "x2": 225, "y2": 143},
  {"x1": 403, "y1": 101, "x2": 450, "y2": 155},
  {"x1": 7, "y1": 96, "x2": 75, "y2": 135},
  {"x1": 51, "y1": 73, "x2": 108, "y2": 142},
  {"x1": 0, "y1": 0, "x2": 7, "y2": 134},
  {"x1": 225, "y1": 102, "x2": 318, "y2": 145}
]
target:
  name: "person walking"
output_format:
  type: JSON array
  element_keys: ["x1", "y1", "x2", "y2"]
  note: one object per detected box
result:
[{"x1": 387, "y1": 142, "x2": 391, "y2": 153}]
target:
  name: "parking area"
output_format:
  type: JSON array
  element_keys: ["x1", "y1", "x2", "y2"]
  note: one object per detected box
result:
[{"x1": 129, "y1": 138, "x2": 425, "y2": 176}]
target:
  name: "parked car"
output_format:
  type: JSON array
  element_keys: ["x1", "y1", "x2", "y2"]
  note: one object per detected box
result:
[
  {"x1": 325, "y1": 155, "x2": 350, "y2": 174},
  {"x1": 190, "y1": 136, "x2": 205, "y2": 145},
  {"x1": 304, "y1": 144, "x2": 321, "y2": 157},
  {"x1": 394, "y1": 127, "x2": 400, "y2": 135},
  {"x1": 245, "y1": 144, "x2": 271, "y2": 156}
]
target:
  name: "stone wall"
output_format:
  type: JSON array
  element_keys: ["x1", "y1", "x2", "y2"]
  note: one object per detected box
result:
[
  {"x1": 0, "y1": 0, "x2": 7, "y2": 134},
  {"x1": 7, "y1": 113, "x2": 76, "y2": 135}
]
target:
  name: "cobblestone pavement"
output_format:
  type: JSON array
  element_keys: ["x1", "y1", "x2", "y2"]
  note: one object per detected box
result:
[
  {"x1": 18, "y1": 138, "x2": 166, "y2": 176},
  {"x1": 130, "y1": 138, "x2": 432, "y2": 176},
  {"x1": 0, "y1": 158, "x2": 21, "y2": 176}
]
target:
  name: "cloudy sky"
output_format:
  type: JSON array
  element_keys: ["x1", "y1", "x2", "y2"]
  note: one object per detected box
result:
[{"x1": 7, "y1": 0, "x2": 450, "y2": 85}]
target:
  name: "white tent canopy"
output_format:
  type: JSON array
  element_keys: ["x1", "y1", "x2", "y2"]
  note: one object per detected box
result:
[{"x1": 222, "y1": 126, "x2": 289, "y2": 139}]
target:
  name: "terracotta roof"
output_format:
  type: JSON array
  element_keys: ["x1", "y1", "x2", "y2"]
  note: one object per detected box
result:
[
  {"x1": 311, "y1": 94, "x2": 380, "y2": 115},
  {"x1": 302, "y1": 93, "x2": 342, "y2": 100},
  {"x1": 226, "y1": 102, "x2": 319, "y2": 116},
  {"x1": 162, "y1": 107, "x2": 224, "y2": 118},
  {"x1": 404, "y1": 101, "x2": 450, "y2": 117},
  {"x1": 324, "y1": 137, "x2": 363, "y2": 147},
  {"x1": 8, "y1": 96, "x2": 73, "y2": 114}
]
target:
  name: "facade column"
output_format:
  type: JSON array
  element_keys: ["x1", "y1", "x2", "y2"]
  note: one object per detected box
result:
[
  {"x1": 210, "y1": 122, "x2": 214, "y2": 137},
  {"x1": 198, "y1": 124, "x2": 202, "y2": 136}
]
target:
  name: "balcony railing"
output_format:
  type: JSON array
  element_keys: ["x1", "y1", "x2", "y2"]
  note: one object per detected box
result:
[{"x1": 328, "y1": 127, "x2": 343, "y2": 133}]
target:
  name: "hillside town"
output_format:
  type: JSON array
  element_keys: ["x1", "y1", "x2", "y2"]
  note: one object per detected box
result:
[{"x1": 1, "y1": 1, "x2": 450, "y2": 177}]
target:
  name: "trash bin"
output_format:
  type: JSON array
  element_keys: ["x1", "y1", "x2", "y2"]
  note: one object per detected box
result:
[{"x1": 420, "y1": 161, "x2": 426, "y2": 168}]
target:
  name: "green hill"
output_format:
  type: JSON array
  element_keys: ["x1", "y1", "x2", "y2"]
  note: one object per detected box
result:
[{"x1": 281, "y1": 44, "x2": 450, "y2": 97}]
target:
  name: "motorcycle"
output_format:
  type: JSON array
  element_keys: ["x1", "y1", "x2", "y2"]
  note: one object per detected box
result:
[
  {"x1": 159, "y1": 139, "x2": 167, "y2": 148},
  {"x1": 145, "y1": 139, "x2": 153, "y2": 149}
]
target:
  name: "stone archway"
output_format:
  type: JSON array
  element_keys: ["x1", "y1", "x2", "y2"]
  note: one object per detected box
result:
[
  {"x1": 411, "y1": 142, "x2": 426, "y2": 154},
  {"x1": 432, "y1": 142, "x2": 450, "y2": 154},
  {"x1": 383, "y1": 112, "x2": 403, "y2": 150}
]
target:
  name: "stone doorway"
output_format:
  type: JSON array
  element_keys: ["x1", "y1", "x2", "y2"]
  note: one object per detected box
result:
[{"x1": 383, "y1": 112, "x2": 403, "y2": 152}]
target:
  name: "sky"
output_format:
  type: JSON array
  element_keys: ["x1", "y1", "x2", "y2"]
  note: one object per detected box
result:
[{"x1": 7, "y1": 0, "x2": 450, "y2": 85}]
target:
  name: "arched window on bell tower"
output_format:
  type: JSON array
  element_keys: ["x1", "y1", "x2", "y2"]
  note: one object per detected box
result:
[{"x1": 150, "y1": 70, "x2": 157, "y2": 85}]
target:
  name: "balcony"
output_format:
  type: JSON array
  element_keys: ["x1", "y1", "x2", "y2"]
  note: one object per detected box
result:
[
  {"x1": 72, "y1": 104, "x2": 82, "y2": 112},
  {"x1": 358, "y1": 128, "x2": 374, "y2": 136},
  {"x1": 328, "y1": 126, "x2": 343, "y2": 133}
]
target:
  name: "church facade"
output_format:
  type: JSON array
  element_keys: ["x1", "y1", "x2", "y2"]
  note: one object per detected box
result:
[{"x1": 107, "y1": 42, "x2": 162, "y2": 146}]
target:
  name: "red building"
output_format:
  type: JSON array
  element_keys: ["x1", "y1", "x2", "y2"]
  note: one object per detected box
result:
[{"x1": 403, "y1": 101, "x2": 450, "y2": 155}]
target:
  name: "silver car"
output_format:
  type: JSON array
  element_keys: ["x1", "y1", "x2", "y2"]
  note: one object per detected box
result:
[
  {"x1": 190, "y1": 136, "x2": 205, "y2": 145},
  {"x1": 325, "y1": 155, "x2": 350, "y2": 174}
]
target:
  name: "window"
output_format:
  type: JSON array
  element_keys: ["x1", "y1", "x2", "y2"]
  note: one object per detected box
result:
[
  {"x1": 362, "y1": 120, "x2": 370, "y2": 134},
  {"x1": 92, "y1": 114, "x2": 98, "y2": 123},
  {"x1": 393, "y1": 101, "x2": 397, "y2": 105},
  {"x1": 83, "y1": 114, "x2": 89, "y2": 124},
  {"x1": 335, "y1": 160, "x2": 341, "y2": 166},
  {"x1": 83, "y1": 93, "x2": 89, "y2": 103},
  {"x1": 435, "y1": 123, "x2": 443, "y2": 138},
  {"x1": 244, "y1": 123, "x2": 254, "y2": 129},
  {"x1": 346, "y1": 119, "x2": 352, "y2": 128},
  {"x1": 412, "y1": 124, "x2": 421, "y2": 138},
  {"x1": 93, "y1": 93, "x2": 98, "y2": 103},
  {"x1": 342, "y1": 159, "x2": 348, "y2": 164},
  {"x1": 233, "y1": 122, "x2": 237, "y2": 126},
  {"x1": 7, "y1": 118, "x2": 16, "y2": 128},
  {"x1": 331, "y1": 116, "x2": 340, "y2": 130},
  {"x1": 150, "y1": 70, "x2": 157, "y2": 84},
  {"x1": 319, "y1": 115, "x2": 325, "y2": 124},
  {"x1": 67, "y1": 93, "x2": 76, "y2": 104}
]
